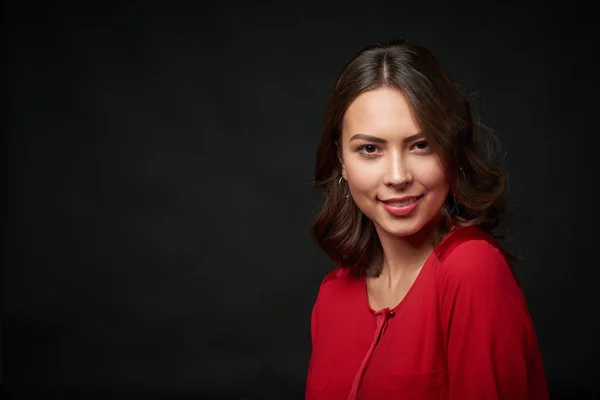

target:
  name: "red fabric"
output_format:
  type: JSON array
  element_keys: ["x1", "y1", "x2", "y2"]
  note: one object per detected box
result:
[{"x1": 306, "y1": 226, "x2": 549, "y2": 400}]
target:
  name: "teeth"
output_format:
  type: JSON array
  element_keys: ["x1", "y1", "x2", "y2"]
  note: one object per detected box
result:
[{"x1": 387, "y1": 198, "x2": 418, "y2": 207}]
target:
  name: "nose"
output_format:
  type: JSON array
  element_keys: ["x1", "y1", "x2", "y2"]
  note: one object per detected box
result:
[{"x1": 384, "y1": 152, "x2": 412, "y2": 189}]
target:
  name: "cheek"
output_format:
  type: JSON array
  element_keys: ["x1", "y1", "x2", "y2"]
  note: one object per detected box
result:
[
  {"x1": 416, "y1": 159, "x2": 448, "y2": 192},
  {"x1": 424, "y1": 173, "x2": 449, "y2": 193},
  {"x1": 345, "y1": 163, "x2": 379, "y2": 192}
]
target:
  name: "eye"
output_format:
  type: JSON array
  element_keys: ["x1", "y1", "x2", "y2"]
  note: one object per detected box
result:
[
  {"x1": 412, "y1": 140, "x2": 431, "y2": 152},
  {"x1": 357, "y1": 144, "x2": 381, "y2": 157}
]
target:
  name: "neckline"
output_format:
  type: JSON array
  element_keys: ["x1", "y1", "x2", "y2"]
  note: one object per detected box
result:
[{"x1": 362, "y1": 226, "x2": 463, "y2": 315}]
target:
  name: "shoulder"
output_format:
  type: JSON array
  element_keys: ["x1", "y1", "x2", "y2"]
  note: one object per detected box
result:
[
  {"x1": 434, "y1": 226, "x2": 517, "y2": 287},
  {"x1": 322, "y1": 265, "x2": 351, "y2": 284},
  {"x1": 314, "y1": 265, "x2": 358, "y2": 302},
  {"x1": 318, "y1": 265, "x2": 353, "y2": 290},
  {"x1": 433, "y1": 227, "x2": 533, "y2": 337}
]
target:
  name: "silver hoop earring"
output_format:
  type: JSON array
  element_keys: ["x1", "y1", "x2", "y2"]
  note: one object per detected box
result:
[{"x1": 340, "y1": 176, "x2": 349, "y2": 198}]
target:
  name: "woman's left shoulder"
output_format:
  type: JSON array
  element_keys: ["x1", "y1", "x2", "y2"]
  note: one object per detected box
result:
[{"x1": 434, "y1": 226, "x2": 514, "y2": 284}]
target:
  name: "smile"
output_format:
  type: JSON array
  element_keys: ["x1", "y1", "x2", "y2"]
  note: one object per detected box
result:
[
  {"x1": 380, "y1": 195, "x2": 424, "y2": 217},
  {"x1": 385, "y1": 197, "x2": 420, "y2": 207}
]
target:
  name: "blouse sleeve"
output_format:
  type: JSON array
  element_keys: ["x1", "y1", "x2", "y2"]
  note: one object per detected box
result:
[
  {"x1": 439, "y1": 240, "x2": 549, "y2": 399},
  {"x1": 310, "y1": 292, "x2": 318, "y2": 346},
  {"x1": 309, "y1": 267, "x2": 343, "y2": 346}
]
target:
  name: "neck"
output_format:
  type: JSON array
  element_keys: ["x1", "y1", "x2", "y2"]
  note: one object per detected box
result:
[{"x1": 374, "y1": 219, "x2": 441, "y2": 286}]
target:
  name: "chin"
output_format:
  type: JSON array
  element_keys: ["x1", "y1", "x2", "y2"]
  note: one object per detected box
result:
[{"x1": 375, "y1": 220, "x2": 425, "y2": 238}]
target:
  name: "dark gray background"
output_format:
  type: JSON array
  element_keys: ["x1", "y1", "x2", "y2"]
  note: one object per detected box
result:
[{"x1": 4, "y1": 1, "x2": 598, "y2": 399}]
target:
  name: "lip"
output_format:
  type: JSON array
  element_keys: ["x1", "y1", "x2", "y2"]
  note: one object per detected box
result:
[{"x1": 380, "y1": 195, "x2": 423, "y2": 217}]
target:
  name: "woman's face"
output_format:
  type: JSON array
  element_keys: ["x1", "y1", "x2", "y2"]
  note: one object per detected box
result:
[{"x1": 339, "y1": 87, "x2": 450, "y2": 240}]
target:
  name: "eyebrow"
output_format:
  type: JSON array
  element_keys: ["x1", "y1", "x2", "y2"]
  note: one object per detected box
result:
[{"x1": 349, "y1": 132, "x2": 424, "y2": 144}]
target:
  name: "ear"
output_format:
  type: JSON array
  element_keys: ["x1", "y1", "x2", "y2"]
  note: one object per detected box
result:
[{"x1": 335, "y1": 140, "x2": 347, "y2": 180}]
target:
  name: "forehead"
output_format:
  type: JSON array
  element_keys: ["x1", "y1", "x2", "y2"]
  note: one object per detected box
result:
[{"x1": 342, "y1": 87, "x2": 420, "y2": 139}]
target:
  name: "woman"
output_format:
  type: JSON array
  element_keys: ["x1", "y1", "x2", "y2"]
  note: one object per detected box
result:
[{"x1": 306, "y1": 40, "x2": 549, "y2": 399}]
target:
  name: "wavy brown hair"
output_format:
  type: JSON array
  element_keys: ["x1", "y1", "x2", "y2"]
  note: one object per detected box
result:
[{"x1": 311, "y1": 39, "x2": 512, "y2": 277}]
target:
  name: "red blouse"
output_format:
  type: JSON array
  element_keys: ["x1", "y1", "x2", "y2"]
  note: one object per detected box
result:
[{"x1": 306, "y1": 226, "x2": 549, "y2": 399}]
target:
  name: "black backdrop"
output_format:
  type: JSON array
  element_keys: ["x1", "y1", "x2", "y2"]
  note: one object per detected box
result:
[{"x1": 4, "y1": 1, "x2": 598, "y2": 399}]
